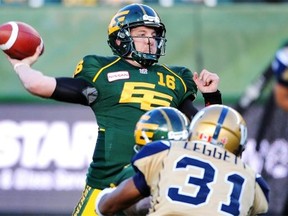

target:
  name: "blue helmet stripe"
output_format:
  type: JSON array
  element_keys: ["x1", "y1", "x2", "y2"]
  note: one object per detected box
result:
[{"x1": 212, "y1": 107, "x2": 229, "y2": 142}]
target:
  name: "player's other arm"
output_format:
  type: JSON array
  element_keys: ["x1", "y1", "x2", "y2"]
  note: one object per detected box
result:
[
  {"x1": 95, "y1": 178, "x2": 144, "y2": 216},
  {"x1": 179, "y1": 91, "x2": 222, "y2": 121},
  {"x1": 180, "y1": 69, "x2": 222, "y2": 119},
  {"x1": 179, "y1": 98, "x2": 199, "y2": 119},
  {"x1": 194, "y1": 70, "x2": 222, "y2": 104}
]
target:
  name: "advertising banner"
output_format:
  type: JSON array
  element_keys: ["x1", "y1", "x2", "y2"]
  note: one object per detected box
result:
[{"x1": 0, "y1": 104, "x2": 97, "y2": 214}]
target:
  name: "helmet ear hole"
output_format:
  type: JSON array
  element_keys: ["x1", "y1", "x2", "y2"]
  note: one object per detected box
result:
[
  {"x1": 115, "y1": 39, "x2": 120, "y2": 46},
  {"x1": 108, "y1": 28, "x2": 133, "y2": 57}
]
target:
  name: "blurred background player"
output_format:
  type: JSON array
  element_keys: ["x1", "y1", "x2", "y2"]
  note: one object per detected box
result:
[
  {"x1": 265, "y1": 41, "x2": 288, "y2": 215},
  {"x1": 235, "y1": 40, "x2": 288, "y2": 215},
  {"x1": 272, "y1": 41, "x2": 288, "y2": 111},
  {"x1": 235, "y1": 40, "x2": 288, "y2": 115},
  {"x1": 95, "y1": 105, "x2": 269, "y2": 216},
  {"x1": 5, "y1": 3, "x2": 221, "y2": 215}
]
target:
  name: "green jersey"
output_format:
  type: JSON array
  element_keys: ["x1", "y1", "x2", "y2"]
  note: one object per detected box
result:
[{"x1": 73, "y1": 55, "x2": 197, "y2": 189}]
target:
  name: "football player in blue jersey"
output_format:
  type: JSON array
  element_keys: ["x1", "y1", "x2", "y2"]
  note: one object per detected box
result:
[{"x1": 95, "y1": 105, "x2": 269, "y2": 216}]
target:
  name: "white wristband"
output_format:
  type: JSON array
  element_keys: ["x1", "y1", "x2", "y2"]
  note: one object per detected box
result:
[
  {"x1": 95, "y1": 187, "x2": 116, "y2": 216},
  {"x1": 13, "y1": 62, "x2": 30, "y2": 71}
]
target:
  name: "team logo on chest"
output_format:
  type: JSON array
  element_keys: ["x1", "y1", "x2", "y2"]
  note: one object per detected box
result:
[{"x1": 107, "y1": 71, "x2": 130, "y2": 82}]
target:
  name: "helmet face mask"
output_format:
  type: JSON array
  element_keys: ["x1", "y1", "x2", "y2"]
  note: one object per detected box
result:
[
  {"x1": 108, "y1": 3, "x2": 167, "y2": 67},
  {"x1": 188, "y1": 105, "x2": 248, "y2": 157},
  {"x1": 134, "y1": 107, "x2": 189, "y2": 153}
]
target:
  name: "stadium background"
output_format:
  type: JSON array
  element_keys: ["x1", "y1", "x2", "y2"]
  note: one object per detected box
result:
[{"x1": 0, "y1": 1, "x2": 287, "y2": 215}]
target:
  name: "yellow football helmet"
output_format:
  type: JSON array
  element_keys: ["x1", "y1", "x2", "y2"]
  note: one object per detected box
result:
[
  {"x1": 134, "y1": 107, "x2": 189, "y2": 152},
  {"x1": 188, "y1": 104, "x2": 247, "y2": 156}
]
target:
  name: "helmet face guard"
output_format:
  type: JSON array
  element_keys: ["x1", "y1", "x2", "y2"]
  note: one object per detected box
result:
[
  {"x1": 188, "y1": 105, "x2": 248, "y2": 157},
  {"x1": 108, "y1": 3, "x2": 167, "y2": 67},
  {"x1": 134, "y1": 107, "x2": 189, "y2": 153}
]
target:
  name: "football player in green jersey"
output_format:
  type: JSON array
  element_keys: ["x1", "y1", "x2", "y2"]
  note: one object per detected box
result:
[
  {"x1": 96, "y1": 105, "x2": 270, "y2": 216},
  {"x1": 7, "y1": 3, "x2": 222, "y2": 215}
]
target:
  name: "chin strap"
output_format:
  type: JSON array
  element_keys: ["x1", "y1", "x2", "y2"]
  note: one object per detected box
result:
[{"x1": 130, "y1": 51, "x2": 158, "y2": 67}]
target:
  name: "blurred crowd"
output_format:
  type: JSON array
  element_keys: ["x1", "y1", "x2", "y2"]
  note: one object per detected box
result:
[{"x1": 1, "y1": 0, "x2": 288, "y2": 7}]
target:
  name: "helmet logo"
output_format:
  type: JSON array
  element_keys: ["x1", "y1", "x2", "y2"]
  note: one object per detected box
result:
[
  {"x1": 199, "y1": 133, "x2": 212, "y2": 142},
  {"x1": 135, "y1": 121, "x2": 159, "y2": 145},
  {"x1": 108, "y1": 10, "x2": 129, "y2": 35},
  {"x1": 219, "y1": 137, "x2": 228, "y2": 145}
]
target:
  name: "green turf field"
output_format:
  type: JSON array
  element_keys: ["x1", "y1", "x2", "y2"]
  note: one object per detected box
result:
[{"x1": 1, "y1": 4, "x2": 288, "y2": 104}]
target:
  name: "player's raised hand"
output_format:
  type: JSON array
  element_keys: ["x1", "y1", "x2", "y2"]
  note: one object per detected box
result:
[
  {"x1": 193, "y1": 69, "x2": 219, "y2": 93},
  {"x1": 7, "y1": 45, "x2": 43, "y2": 70}
]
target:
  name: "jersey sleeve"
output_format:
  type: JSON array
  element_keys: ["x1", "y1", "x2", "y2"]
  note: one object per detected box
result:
[
  {"x1": 73, "y1": 55, "x2": 102, "y2": 82},
  {"x1": 71, "y1": 55, "x2": 118, "y2": 104},
  {"x1": 165, "y1": 65, "x2": 197, "y2": 103},
  {"x1": 251, "y1": 174, "x2": 270, "y2": 215},
  {"x1": 51, "y1": 55, "x2": 103, "y2": 105},
  {"x1": 132, "y1": 171, "x2": 150, "y2": 197},
  {"x1": 272, "y1": 47, "x2": 288, "y2": 87},
  {"x1": 178, "y1": 67, "x2": 197, "y2": 102},
  {"x1": 131, "y1": 141, "x2": 170, "y2": 196}
]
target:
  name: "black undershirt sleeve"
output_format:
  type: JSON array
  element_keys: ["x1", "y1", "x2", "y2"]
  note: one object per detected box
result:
[
  {"x1": 179, "y1": 98, "x2": 199, "y2": 121},
  {"x1": 179, "y1": 90, "x2": 222, "y2": 120},
  {"x1": 50, "y1": 77, "x2": 94, "y2": 106}
]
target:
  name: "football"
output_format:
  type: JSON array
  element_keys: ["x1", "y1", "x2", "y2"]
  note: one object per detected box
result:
[{"x1": 0, "y1": 21, "x2": 44, "y2": 60}]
